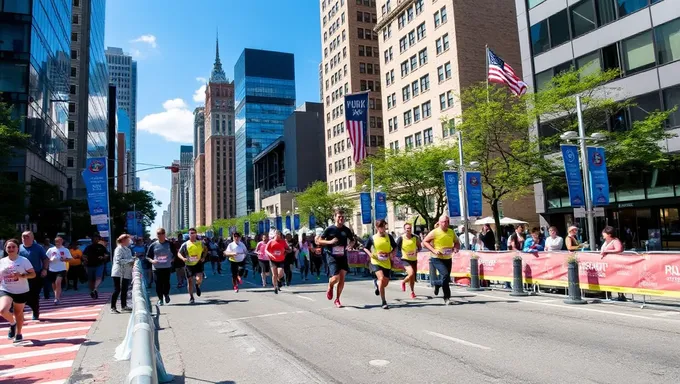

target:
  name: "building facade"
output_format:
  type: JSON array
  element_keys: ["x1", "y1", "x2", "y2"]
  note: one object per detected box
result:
[
  {"x1": 105, "y1": 47, "x2": 137, "y2": 191},
  {"x1": 169, "y1": 160, "x2": 180, "y2": 233},
  {"x1": 517, "y1": 0, "x2": 680, "y2": 248},
  {"x1": 192, "y1": 107, "x2": 205, "y2": 226},
  {"x1": 179, "y1": 145, "x2": 193, "y2": 230},
  {"x1": 204, "y1": 38, "x2": 236, "y2": 224},
  {"x1": 0, "y1": 0, "x2": 73, "y2": 198},
  {"x1": 162, "y1": 209, "x2": 170, "y2": 232},
  {"x1": 116, "y1": 132, "x2": 125, "y2": 193},
  {"x1": 234, "y1": 48, "x2": 296, "y2": 217},
  {"x1": 115, "y1": 108, "x2": 131, "y2": 192}
]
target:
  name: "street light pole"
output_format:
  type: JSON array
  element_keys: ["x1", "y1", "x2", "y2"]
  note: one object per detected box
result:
[
  {"x1": 576, "y1": 96, "x2": 597, "y2": 249},
  {"x1": 457, "y1": 130, "x2": 470, "y2": 250}
]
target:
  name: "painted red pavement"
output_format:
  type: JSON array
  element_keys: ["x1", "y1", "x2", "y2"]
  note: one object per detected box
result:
[{"x1": 0, "y1": 293, "x2": 110, "y2": 383}]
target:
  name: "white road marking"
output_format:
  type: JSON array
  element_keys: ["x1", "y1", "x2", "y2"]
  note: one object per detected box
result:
[
  {"x1": 0, "y1": 321, "x2": 79, "y2": 330},
  {"x1": 294, "y1": 295, "x2": 315, "y2": 302},
  {"x1": 0, "y1": 345, "x2": 80, "y2": 361},
  {"x1": 226, "y1": 310, "x2": 307, "y2": 322},
  {"x1": 0, "y1": 360, "x2": 73, "y2": 377},
  {"x1": 0, "y1": 336, "x2": 87, "y2": 351},
  {"x1": 369, "y1": 359, "x2": 390, "y2": 367},
  {"x1": 20, "y1": 326, "x2": 91, "y2": 338},
  {"x1": 425, "y1": 330, "x2": 492, "y2": 350},
  {"x1": 40, "y1": 380, "x2": 67, "y2": 384},
  {"x1": 653, "y1": 311, "x2": 680, "y2": 317}
]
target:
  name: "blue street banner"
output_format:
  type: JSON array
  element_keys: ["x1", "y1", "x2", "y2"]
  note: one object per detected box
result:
[
  {"x1": 258, "y1": 221, "x2": 264, "y2": 235},
  {"x1": 285, "y1": 215, "x2": 291, "y2": 230},
  {"x1": 466, "y1": 171, "x2": 483, "y2": 217},
  {"x1": 375, "y1": 192, "x2": 387, "y2": 221},
  {"x1": 309, "y1": 214, "x2": 316, "y2": 229},
  {"x1": 244, "y1": 221, "x2": 250, "y2": 236},
  {"x1": 443, "y1": 171, "x2": 461, "y2": 217},
  {"x1": 587, "y1": 146, "x2": 610, "y2": 206},
  {"x1": 294, "y1": 214, "x2": 300, "y2": 230},
  {"x1": 126, "y1": 212, "x2": 143, "y2": 237},
  {"x1": 360, "y1": 192, "x2": 372, "y2": 224},
  {"x1": 561, "y1": 145, "x2": 586, "y2": 207},
  {"x1": 96, "y1": 223, "x2": 110, "y2": 239},
  {"x1": 344, "y1": 92, "x2": 369, "y2": 164},
  {"x1": 264, "y1": 219, "x2": 271, "y2": 233},
  {"x1": 276, "y1": 216, "x2": 282, "y2": 230},
  {"x1": 81, "y1": 157, "x2": 110, "y2": 226}
]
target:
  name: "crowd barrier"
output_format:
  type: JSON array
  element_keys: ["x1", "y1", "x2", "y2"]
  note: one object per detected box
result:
[
  {"x1": 346, "y1": 250, "x2": 680, "y2": 298},
  {"x1": 115, "y1": 260, "x2": 173, "y2": 383}
]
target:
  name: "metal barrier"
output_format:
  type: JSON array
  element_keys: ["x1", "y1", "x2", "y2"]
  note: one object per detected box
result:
[{"x1": 115, "y1": 260, "x2": 173, "y2": 383}]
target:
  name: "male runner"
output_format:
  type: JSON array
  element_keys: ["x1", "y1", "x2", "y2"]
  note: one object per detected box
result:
[
  {"x1": 316, "y1": 209, "x2": 354, "y2": 308},
  {"x1": 422, "y1": 215, "x2": 460, "y2": 305},
  {"x1": 177, "y1": 228, "x2": 205, "y2": 304}
]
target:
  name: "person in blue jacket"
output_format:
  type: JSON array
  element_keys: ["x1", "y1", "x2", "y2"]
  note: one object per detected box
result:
[{"x1": 523, "y1": 227, "x2": 545, "y2": 253}]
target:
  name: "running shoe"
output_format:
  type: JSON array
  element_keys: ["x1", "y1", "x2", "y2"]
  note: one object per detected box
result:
[
  {"x1": 90, "y1": 291, "x2": 95, "y2": 299},
  {"x1": 382, "y1": 302, "x2": 389, "y2": 309},
  {"x1": 110, "y1": 308, "x2": 120, "y2": 314},
  {"x1": 274, "y1": 287, "x2": 279, "y2": 294},
  {"x1": 401, "y1": 280, "x2": 406, "y2": 292},
  {"x1": 237, "y1": 276, "x2": 242, "y2": 285},
  {"x1": 189, "y1": 297, "x2": 195, "y2": 304},
  {"x1": 373, "y1": 279, "x2": 379, "y2": 296},
  {"x1": 196, "y1": 286, "x2": 202, "y2": 297},
  {"x1": 7, "y1": 323, "x2": 16, "y2": 339},
  {"x1": 32, "y1": 314, "x2": 39, "y2": 321},
  {"x1": 94, "y1": 290, "x2": 99, "y2": 299},
  {"x1": 13, "y1": 334, "x2": 23, "y2": 343},
  {"x1": 165, "y1": 295, "x2": 171, "y2": 304},
  {"x1": 434, "y1": 285, "x2": 440, "y2": 296},
  {"x1": 157, "y1": 299, "x2": 164, "y2": 306},
  {"x1": 54, "y1": 299, "x2": 60, "y2": 305},
  {"x1": 410, "y1": 292, "x2": 416, "y2": 299},
  {"x1": 334, "y1": 299, "x2": 343, "y2": 308},
  {"x1": 326, "y1": 287, "x2": 333, "y2": 300},
  {"x1": 234, "y1": 285, "x2": 239, "y2": 293},
  {"x1": 445, "y1": 299, "x2": 453, "y2": 305}
]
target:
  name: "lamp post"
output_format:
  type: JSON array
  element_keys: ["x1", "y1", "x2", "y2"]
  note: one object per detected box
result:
[
  {"x1": 446, "y1": 155, "x2": 479, "y2": 251},
  {"x1": 560, "y1": 95, "x2": 606, "y2": 248}
]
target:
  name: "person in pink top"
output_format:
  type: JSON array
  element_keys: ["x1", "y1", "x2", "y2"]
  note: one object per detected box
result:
[
  {"x1": 599, "y1": 226, "x2": 626, "y2": 301},
  {"x1": 256, "y1": 233, "x2": 270, "y2": 287}
]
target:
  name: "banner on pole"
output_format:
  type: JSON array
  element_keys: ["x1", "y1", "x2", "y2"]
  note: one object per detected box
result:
[
  {"x1": 82, "y1": 157, "x2": 110, "y2": 226},
  {"x1": 285, "y1": 215, "x2": 291, "y2": 231},
  {"x1": 294, "y1": 214, "x2": 300, "y2": 230},
  {"x1": 309, "y1": 214, "x2": 316, "y2": 229},
  {"x1": 466, "y1": 171, "x2": 483, "y2": 217},
  {"x1": 344, "y1": 92, "x2": 369, "y2": 164},
  {"x1": 375, "y1": 192, "x2": 387, "y2": 221},
  {"x1": 587, "y1": 146, "x2": 610, "y2": 206},
  {"x1": 264, "y1": 219, "x2": 271, "y2": 233},
  {"x1": 218, "y1": 227, "x2": 223, "y2": 238},
  {"x1": 276, "y1": 216, "x2": 282, "y2": 230},
  {"x1": 244, "y1": 221, "x2": 250, "y2": 236},
  {"x1": 443, "y1": 171, "x2": 461, "y2": 217},
  {"x1": 258, "y1": 221, "x2": 265, "y2": 235},
  {"x1": 360, "y1": 192, "x2": 372, "y2": 224},
  {"x1": 561, "y1": 145, "x2": 585, "y2": 207}
]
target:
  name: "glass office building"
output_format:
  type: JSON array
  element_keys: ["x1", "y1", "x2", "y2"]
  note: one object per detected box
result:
[
  {"x1": 0, "y1": 0, "x2": 72, "y2": 196},
  {"x1": 234, "y1": 49, "x2": 296, "y2": 216},
  {"x1": 85, "y1": 0, "x2": 108, "y2": 158}
]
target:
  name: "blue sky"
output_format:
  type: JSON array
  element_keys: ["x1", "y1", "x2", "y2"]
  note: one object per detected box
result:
[{"x1": 104, "y1": 0, "x2": 322, "y2": 229}]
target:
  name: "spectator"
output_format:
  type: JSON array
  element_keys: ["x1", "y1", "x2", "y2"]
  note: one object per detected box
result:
[
  {"x1": 600, "y1": 226, "x2": 626, "y2": 301},
  {"x1": 110, "y1": 234, "x2": 134, "y2": 313},
  {"x1": 479, "y1": 224, "x2": 496, "y2": 251},
  {"x1": 565, "y1": 226, "x2": 586, "y2": 251},
  {"x1": 67, "y1": 242, "x2": 84, "y2": 290},
  {"x1": 523, "y1": 227, "x2": 545, "y2": 253},
  {"x1": 544, "y1": 226, "x2": 564, "y2": 251},
  {"x1": 507, "y1": 225, "x2": 526, "y2": 251}
]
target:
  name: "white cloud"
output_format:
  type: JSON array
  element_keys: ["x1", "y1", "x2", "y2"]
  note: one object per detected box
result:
[
  {"x1": 131, "y1": 34, "x2": 158, "y2": 48},
  {"x1": 130, "y1": 48, "x2": 143, "y2": 59},
  {"x1": 140, "y1": 179, "x2": 171, "y2": 231},
  {"x1": 138, "y1": 98, "x2": 194, "y2": 143},
  {"x1": 193, "y1": 84, "x2": 207, "y2": 103},
  {"x1": 196, "y1": 77, "x2": 207, "y2": 83}
]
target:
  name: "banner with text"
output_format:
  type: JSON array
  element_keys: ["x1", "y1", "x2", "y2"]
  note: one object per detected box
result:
[
  {"x1": 443, "y1": 171, "x2": 461, "y2": 217},
  {"x1": 466, "y1": 171, "x2": 483, "y2": 217},
  {"x1": 285, "y1": 215, "x2": 291, "y2": 231},
  {"x1": 276, "y1": 216, "x2": 282, "y2": 231},
  {"x1": 360, "y1": 192, "x2": 372, "y2": 224},
  {"x1": 561, "y1": 145, "x2": 585, "y2": 207},
  {"x1": 82, "y1": 157, "x2": 110, "y2": 226},
  {"x1": 587, "y1": 146, "x2": 610, "y2": 206},
  {"x1": 265, "y1": 219, "x2": 271, "y2": 233},
  {"x1": 375, "y1": 192, "x2": 387, "y2": 221},
  {"x1": 258, "y1": 221, "x2": 265, "y2": 235},
  {"x1": 294, "y1": 214, "x2": 300, "y2": 230}
]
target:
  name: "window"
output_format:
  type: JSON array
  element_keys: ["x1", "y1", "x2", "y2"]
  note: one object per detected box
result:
[
  {"x1": 405, "y1": 135, "x2": 414, "y2": 148},
  {"x1": 404, "y1": 110, "x2": 412, "y2": 126},
  {"x1": 407, "y1": 6, "x2": 414, "y2": 21},
  {"x1": 630, "y1": 91, "x2": 662, "y2": 123},
  {"x1": 410, "y1": 55, "x2": 417, "y2": 70},
  {"x1": 549, "y1": 10, "x2": 570, "y2": 47},
  {"x1": 617, "y1": 0, "x2": 649, "y2": 17},
  {"x1": 528, "y1": 0, "x2": 546, "y2": 8},
  {"x1": 655, "y1": 18, "x2": 680, "y2": 65},
  {"x1": 418, "y1": 48, "x2": 428, "y2": 65},
  {"x1": 443, "y1": 34, "x2": 449, "y2": 51},
  {"x1": 399, "y1": 37, "x2": 407, "y2": 52},
  {"x1": 357, "y1": 11, "x2": 363, "y2": 21},
  {"x1": 601, "y1": 43, "x2": 620, "y2": 71},
  {"x1": 420, "y1": 74, "x2": 429, "y2": 91},
  {"x1": 71, "y1": 49, "x2": 78, "y2": 60},
  {"x1": 68, "y1": 103, "x2": 76, "y2": 113},
  {"x1": 68, "y1": 139, "x2": 75, "y2": 150},
  {"x1": 413, "y1": 106, "x2": 421, "y2": 122},
  {"x1": 576, "y1": 51, "x2": 601, "y2": 77},
  {"x1": 447, "y1": 91, "x2": 454, "y2": 108},
  {"x1": 401, "y1": 60, "x2": 409, "y2": 77},
  {"x1": 571, "y1": 0, "x2": 596, "y2": 38},
  {"x1": 422, "y1": 101, "x2": 431, "y2": 118},
  {"x1": 71, "y1": 32, "x2": 77, "y2": 42},
  {"x1": 367, "y1": 63, "x2": 374, "y2": 74},
  {"x1": 530, "y1": 20, "x2": 549, "y2": 55},
  {"x1": 328, "y1": 164, "x2": 333, "y2": 174},
  {"x1": 434, "y1": 11, "x2": 441, "y2": 27},
  {"x1": 402, "y1": 85, "x2": 411, "y2": 101},
  {"x1": 439, "y1": 93, "x2": 447, "y2": 110},
  {"x1": 67, "y1": 157, "x2": 74, "y2": 167},
  {"x1": 358, "y1": 28, "x2": 364, "y2": 39},
  {"x1": 440, "y1": 6, "x2": 447, "y2": 23},
  {"x1": 596, "y1": 0, "x2": 617, "y2": 26},
  {"x1": 72, "y1": 14, "x2": 79, "y2": 24},
  {"x1": 415, "y1": 132, "x2": 422, "y2": 147},
  {"x1": 444, "y1": 62, "x2": 452, "y2": 79},
  {"x1": 622, "y1": 31, "x2": 655, "y2": 74},
  {"x1": 70, "y1": 85, "x2": 76, "y2": 95},
  {"x1": 442, "y1": 119, "x2": 455, "y2": 137},
  {"x1": 415, "y1": 0, "x2": 423, "y2": 14},
  {"x1": 437, "y1": 66, "x2": 445, "y2": 82},
  {"x1": 416, "y1": 22, "x2": 426, "y2": 40},
  {"x1": 436, "y1": 38, "x2": 443, "y2": 54},
  {"x1": 360, "y1": 63, "x2": 366, "y2": 73},
  {"x1": 663, "y1": 86, "x2": 680, "y2": 128},
  {"x1": 366, "y1": 46, "x2": 373, "y2": 57},
  {"x1": 423, "y1": 128, "x2": 433, "y2": 145},
  {"x1": 70, "y1": 67, "x2": 77, "y2": 77},
  {"x1": 68, "y1": 121, "x2": 75, "y2": 132}
]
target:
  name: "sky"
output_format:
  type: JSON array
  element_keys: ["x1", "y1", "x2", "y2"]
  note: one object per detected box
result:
[{"x1": 104, "y1": 0, "x2": 322, "y2": 230}]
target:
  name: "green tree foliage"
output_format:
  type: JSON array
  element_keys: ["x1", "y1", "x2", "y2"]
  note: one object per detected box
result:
[
  {"x1": 296, "y1": 181, "x2": 355, "y2": 228},
  {"x1": 211, "y1": 210, "x2": 269, "y2": 237},
  {"x1": 109, "y1": 189, "x2": 160, "y2": 238},
  {"x1": 0, "y1": 100, "x2": 29, "y2": 167},
  {"x1": 355, "y1": 147, "x2": 453, "y2": 230},
  {"x1": 0, "y1": 100, "x2": 30, "y2": 238}
]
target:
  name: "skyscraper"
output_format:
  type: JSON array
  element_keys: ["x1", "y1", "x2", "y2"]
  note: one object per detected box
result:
[
  {"x1": 169, "y1": 160, "x2": 180, "y2": 233},
  {"x1": 234, "y1": 49, "x2": 296, "y2": 216},
  {"x1": 105, "y1": 47, "x2": 137, "y2": 191},
  {"x1": 179, "y1": 145, "x2": 193, "y2": 230},
  {"x1": 204, "y1": 37, "x2": 236, "y2": 224},
  {"x1": 193, "y1": 107, "x2": 205, "y2": 226},
  {"x1": 68, "y1": 0, "x2": 108, "y2": 199},
  {"x1": 0, "y1": 1, "x2": 72, "y2": 198}
]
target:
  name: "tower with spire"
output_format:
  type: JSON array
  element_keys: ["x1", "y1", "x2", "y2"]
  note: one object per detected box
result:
[{"x1": 210, "y1": 32, "x2": 228, "y2": 83}]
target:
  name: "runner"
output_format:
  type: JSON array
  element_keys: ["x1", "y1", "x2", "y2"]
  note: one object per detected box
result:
[
  {"x1": 265, "y1": 230, "x2": 288, "y2": 294},
  {"x1": 66, "y1": 242, "x2": 84, "y2": 291},
  {"x1": 316, "y1": 208, "x2": 355, "y2": 308},
  {"x1": 255, "y1": 233, "x2": 271, "y2": 287},
  {"x1": 173, "y1": 237, "x2": 186, "y2": 289},
  {"x1": 45, "y1": 236, "x2": 72, "y2": 305},
  {"x1": 362, "y1": 220, "x2": 396, "y2": 309},
  {"x1": 146, "y1": 228, "x2": 176, "y2": 306},
  {"x1": 283, "y1": 232, "x2": 297, "y2": 286},
  {"x1": 224, "y1": 232, "x2": 248, "y2": 293},
  {"x1": 422, "y1": 215, "x2": 460, "y2": 305},
  {"x1": 397, "y1": 223, "x2": 421, "y2": 299},
  {"x1": 176, "y1": 228, "x2": 205, "y2": 304},
  {"x1": 310, "y1": 233, "x2": 323, "y2": 280},
  {"x1": 299, "y1": 233, "x2": 311, "y2": 281},
  {"x1": 0, "y1": 239, "x2": 36, "y2": 343},
  {"x1": 18, "y1": 231, "x2": 48, "y2": 320},
  {"x1": 82, "y1": 233, "x2": 109, "y2": 300}
]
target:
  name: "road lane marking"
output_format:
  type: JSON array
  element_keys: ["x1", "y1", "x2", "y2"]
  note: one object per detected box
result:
[
  {"x1": 294, "y1": 295, "x2": 315, "y2": 301},
  {"x1": 653, "y1": 311, "x2": 680, "y2": 317},
  {"x1": 0, "y1": 336, "x2": 87, "y2": 351},
  {"x1": 424, "y1": 331, "x2": 492, "y2": 350},
  {"x1": 0, "y1": 360, "x2": 73, "y2": 377},
  {"x1": 226, "y1": 310, "x2": 308, "y2": 322},
  {"x1": 18, "y1": 326, "x2": 91, "y2": 338},
  {"x1": 0, "y1": 345, "x2": 80, "y2": 361}
]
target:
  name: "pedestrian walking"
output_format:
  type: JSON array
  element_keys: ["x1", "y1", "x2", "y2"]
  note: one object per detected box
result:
[
  {"x1": 111, "y1": 234, "x2": 134, "y2": 313},
  {"x1": 146, "y1": 228, "x2": 176, "y2": 306},
  {"x1": 18, "y1": 231, "x2": 48, "y2": 320}
]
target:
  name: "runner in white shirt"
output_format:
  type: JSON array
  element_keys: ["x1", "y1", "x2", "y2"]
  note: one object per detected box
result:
[
  {"x1": 544, "y1": 226, "x2": 564, "y2": 252},
  {"x1": 46, "y1": 236, "x2": 72, "y2": 304},
  {"x1": 224, "y1": 232, "x2": 249, "y2": 293},
  {"x1": 0, "y1": 239, "x2": 36, "y2": 343}
]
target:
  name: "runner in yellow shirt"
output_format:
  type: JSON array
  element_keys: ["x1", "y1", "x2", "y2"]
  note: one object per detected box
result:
[
  {"x1": 397, "y1": 223, "x2": 421, "y2": 299},
  {"x1": 362, "y1": 220, "x2": 397, "y2": 309},
  {"x1": 177, "y1": 228, "x2": 206, "y2": 304},
  {"x1": 422, "y1": 215, "x2": 460, "y2": 305}
]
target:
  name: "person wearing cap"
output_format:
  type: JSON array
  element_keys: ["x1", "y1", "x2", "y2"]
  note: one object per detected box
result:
[{"x1": 565, "y1": 226, "x2": 588, "y2": 251}]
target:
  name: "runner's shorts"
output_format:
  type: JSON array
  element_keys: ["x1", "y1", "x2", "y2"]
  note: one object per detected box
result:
[
  {"x1": 185, "y1": 264, "x2": 204, "y2": 277},
  {"x1": 326, "y1": 254, "x2": 349, "y2": 276},
  {"x1": 0, "y1": 290, "x2": 29, "y2": 304}
]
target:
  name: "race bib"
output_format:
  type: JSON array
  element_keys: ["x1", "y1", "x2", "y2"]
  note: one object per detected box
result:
[
  {"x1": 189, "y1": 256, "x2": 199, "y2": 262},
  {"x1": 332, "y1": 246, "x2": 345, "y2": 256},
  {"x1": 406, "y1": 251, "x2": 416, "y2": 258},
  {"x1": 377, "y1": 252, "x2": 390, "y2": 261},
  {"x1": 441, "y1": 248, "x2": 453, "y2": 255},
  {"x1": 157, "y1": 255, "x2": 168, "y2": 263},
  {"x1": 273, "y1": 250, "x2": 282, "y2": 256}
]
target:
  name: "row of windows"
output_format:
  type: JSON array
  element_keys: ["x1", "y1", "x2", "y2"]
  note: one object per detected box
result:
[
  {"x1": 535, "y1": 17, "x2": 680, "y2": 91},
  {"x1": 322, "y1": 0, "x2": 342, "y2": 26},
  {"x1": 403, "y1": 101, "x2": 432, "y2": 127},
  {"x1": 329, "y1": 175, "x2": 354, "y2": 193},
  {"x1": 324, "y1": 12, "x2": 343, "y2": 39},
  {"x1": 359, "y1": 62, "x2": 380, "y2": 75},
  {"x1": 433, "y1": 6, "x2": 448, "y2": 28},
  {"x1": 386, "y1": 74, "x2": 431, "y2": 110},
  {"x1": 398, "y1": 22, "x2": 426, "y2": 53},
  {"x1": 399, "y1": 48, "x2": 428, "y2": 77},
  {"x1": 357, "y1": 11, "x2": 377, "y2": 24},
  {"x1": 330, "y1": 156, "x2": 353, "y2": 173},
  {"x1": 439, "y1": 91, "x2": 454, "y2": 111},
  {"x1": 358, "y1": 44, "x2": 379, "y2": 57},
  {"x1": 358, "y1": 27, "x2": 379, "y2": 41},
  {"x1": 328, "y1": 31, "x2": 344, "y2": 54},
  {"x1": 359, "y1": 79, "x2": 381, "y2": 92},
  {"x1": 404, "y1": 127, "x2": 433, "y2": 149},
  {"x1": 437, "y1": 62, "x2": 452, "y2": 83},
  {"x1": 397, "y1": 0, "x2": 425, "y2": 30},
  {"x1": 530, "y1": 0, "x2": 662, "y2": 57}
]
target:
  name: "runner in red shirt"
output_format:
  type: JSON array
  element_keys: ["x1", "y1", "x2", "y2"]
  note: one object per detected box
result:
[{"x1": 265, "y1": 230, "x2": 289, "y2": 294}]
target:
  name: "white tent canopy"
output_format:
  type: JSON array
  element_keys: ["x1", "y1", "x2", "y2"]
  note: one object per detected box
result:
[{"x1": 473, "y1": 216, "x2": 528, "y2": 226}]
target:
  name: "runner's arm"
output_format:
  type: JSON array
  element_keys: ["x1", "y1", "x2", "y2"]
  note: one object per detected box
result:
[
  {"x1": 146, "y1": 243, "x2": 157, "y2": 264},
  {"x1": 389, "y1": 235, "x2": 398, "y2": 258},
  {"x1": 422, "y1": 230, "x2": 440, "y2": 255},
  {"x1": 362, "y1": 237, "x2": 374, "y2": 259}
]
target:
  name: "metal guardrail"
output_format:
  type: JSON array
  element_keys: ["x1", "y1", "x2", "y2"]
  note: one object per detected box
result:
[{"x1": 115, "y1": 260, "x2": 173, "y2": 383}]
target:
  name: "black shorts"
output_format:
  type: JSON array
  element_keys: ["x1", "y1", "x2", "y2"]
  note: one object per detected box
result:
[
  {"x1": 270, "y1": 260, "x2": 285, "y2": 269},
  {"x1": 326, "y1": 255, "x2": 349, "y2": 276},
  {"x1": 48, "y1": 270, "x2": 67, "y2": 282},
  {"x1": 185, "y1": 264, "x2": 204, "y2": 277},
  {"x1": 402, "y1": 259, "x2": 418, "y2": 270},
  {"x1": 258, "y1": 260, "x2": 271, "y2": 273},
  {"x1": 0, "y1": 290, "x2": 30, "y2": 304},
  {"x1": 370, "y1": 264, "x2": 392, "y2": 276}
]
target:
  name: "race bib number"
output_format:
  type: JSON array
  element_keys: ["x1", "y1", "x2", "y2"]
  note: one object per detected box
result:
[
  {"x1": 189, "y1": 256, "x2": 199, "y2": 262},
  {"x1": 332, "y1": 246, "x2": 345, "y2": 256},
  {"x1": 273, "y1": 250, "x2": 282, "y2": 256},
  {"x1": 441, "y1": 248, "x2": 453, "y2": 255},
  {"x1": 377, "y1": 252, "x2": 390, "y2": 261},
  {"x1": 156, "y1": 255, "x2": 168, "y2": 263},
  {"x1": 406, "y1": 251, "x2": 416, "y2": 258}
]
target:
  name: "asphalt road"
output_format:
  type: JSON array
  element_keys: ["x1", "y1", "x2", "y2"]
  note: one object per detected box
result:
[{"x1": 147, "y1": 269, "x2": 680, "y2": 384}]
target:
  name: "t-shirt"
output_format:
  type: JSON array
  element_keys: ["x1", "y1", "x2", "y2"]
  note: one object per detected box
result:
[
  {"x1": 69, "y1": 249, "x2": 83, "y2": 266},
  {"x1": 364, "y1": 234, "x2": 397, "y2": 269},
  {"x1": 146, "y1": 240, "x2": 176, "y2": 270},
  {"x1": 256, "y1": 241, "x2": 268, "y2": 261},
  {"x1": 19, "y1": 243, "x2": 48, "y2": 273},
  {"x1": 83, "y1": 243, "x2": 108, "y2": 267},
  {"x1": 266, "y1": 239, "x2": 288, "y2": 262},
  {"x1": 179, "y1": 240, "x2": 204, "y2": 266},
  {"x1": 0, "y1": 256, "x2": 33, "y2": 294},
  {"x1": 321, "y1": 225, "x2": 355, "y2": 258},
  {"x1": 47, "y1": 246, "x2": 72, "y2": 272},
  {"x1": 226, "y1": 241, "x2": 248, "y2": 262}
]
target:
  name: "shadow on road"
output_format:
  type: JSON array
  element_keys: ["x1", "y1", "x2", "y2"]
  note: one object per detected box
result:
[
  {"x1": 170, "y1": 375, "x2": 236, "y2": 384},
  {"x1": 170, "y1": 299, "x2": 248, "y2": 307}
]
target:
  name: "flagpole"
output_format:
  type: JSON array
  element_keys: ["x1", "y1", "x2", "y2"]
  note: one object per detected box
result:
[{"x1": 485, "y1": 44, "x2": 490, "y2": 103}]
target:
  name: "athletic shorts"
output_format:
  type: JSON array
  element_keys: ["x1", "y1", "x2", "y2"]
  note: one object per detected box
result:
[
  {"x1": 402, "y1": 259, "x2": 418, "y2": 270},
  {"x1": 0, "y1": 290, "x2": 30, "y2": 304},
  {"x1": 47, "y1": 270, "x2": 67, "y2": 282},
  {"x1": 370, "y1": 264, "x2": 391, "y2": 276},
  {"x1": 185, "y1": 264, "x2": 204, "y2": 277},
  {"x1": 326, "y1": 254, "x2": 349, "y2": 276},
  {"x1": 86, "y1": 265, "x2": 105, "y2": 281},
  {"x1": 270, "y1": 260, "x2": 285, "y2": 269},
  {"x1": 258, "y1": 260, "x2": 271, "y2": 273}
]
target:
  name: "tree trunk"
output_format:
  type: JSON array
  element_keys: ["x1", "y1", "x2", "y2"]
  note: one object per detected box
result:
[{"x1": 491, "y1": 198, "x2": 502, "y2": 250}]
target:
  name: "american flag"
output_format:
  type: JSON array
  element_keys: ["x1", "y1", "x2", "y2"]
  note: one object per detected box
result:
[
  {"x1": 345, "y1": 93, "x2": 368, "y2": 164},
  {"x1": 487, "y1": 49, "x2": 527, "y2": 96}
]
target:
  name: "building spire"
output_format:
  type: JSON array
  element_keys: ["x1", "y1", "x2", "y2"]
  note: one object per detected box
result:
[{"x1": 210, "y1": 28, "x2": 228, "y2": 83}]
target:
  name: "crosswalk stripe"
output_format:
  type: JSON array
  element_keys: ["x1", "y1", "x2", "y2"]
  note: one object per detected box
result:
[
  {"x1": 16, "y1": 326, "x2": 91, "y2": 338},
  {"x1": 0, "y1": 335, "x2": 87, "y2": 351},
  {"x1": 0, "y1": 345, "x2": 81, "y2": 361},
  {"x1": 0, "y1": 360, "x2": 73, "y2": 377}
]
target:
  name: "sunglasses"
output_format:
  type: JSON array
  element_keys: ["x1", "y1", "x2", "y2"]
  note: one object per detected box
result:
[{"x1": 157, "y1": 232, "x2": 166, "y2": 235}]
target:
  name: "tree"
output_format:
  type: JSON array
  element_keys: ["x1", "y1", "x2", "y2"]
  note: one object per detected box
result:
[
  {"x1": 355, "y1": 146, "x2": 453, "y2": 230},
  {"x1": 0, "y1": 100, "x2": 30, "y2": 238},
  {"x1": 109, "y1": 190, "x2": 161, "y2": 238},
  {"x1": 0, "y1": 100, "x2": 29, "y2": 167},
  {"x1": 296, "y1": 181, "x2": 355, "y2": 228},
  {"x1": 212, "y1": 210, "x2": 269, "y2": 237}
]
